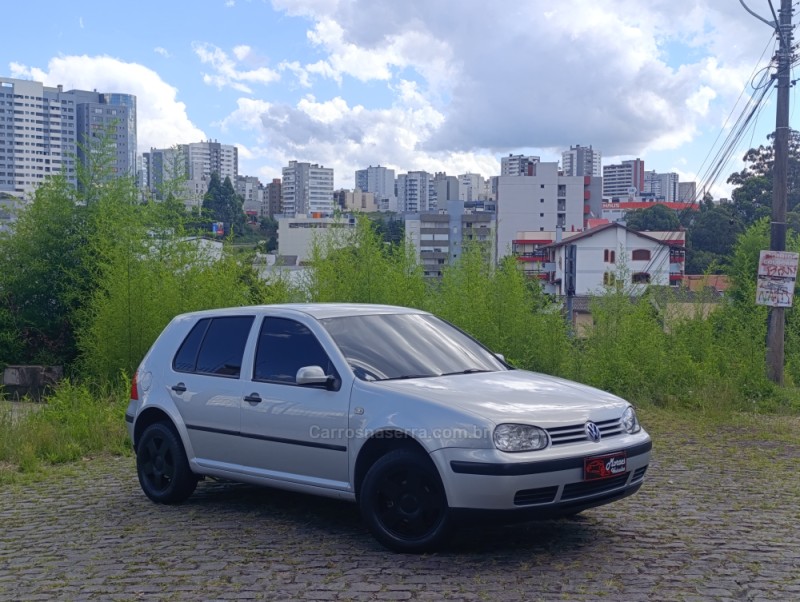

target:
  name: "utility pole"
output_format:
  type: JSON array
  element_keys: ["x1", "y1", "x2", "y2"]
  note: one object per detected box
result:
[{"x1": 766, "y1": 0, "x2": 793, "y2": 383}]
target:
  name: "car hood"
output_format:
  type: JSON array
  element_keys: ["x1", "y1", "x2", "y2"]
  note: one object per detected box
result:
[{"x1": 370, "y1": 370, "x2": 629, "y2": 426}]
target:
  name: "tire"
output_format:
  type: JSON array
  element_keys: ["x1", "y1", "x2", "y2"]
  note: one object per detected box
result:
[
  {"x1": 359, "y1": 449, "x2": 452, "y2": 553},
  {"x1": 136, "y1": 421, "x2": 197, "y2": 504}
]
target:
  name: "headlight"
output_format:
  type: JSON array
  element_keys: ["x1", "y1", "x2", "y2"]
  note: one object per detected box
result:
[
  {"x1": 622, "y1": 406, "x2": 640, "y2": 434},
  {"x1": 493, "y1": 424, "x2": 548, "y2": 452}
]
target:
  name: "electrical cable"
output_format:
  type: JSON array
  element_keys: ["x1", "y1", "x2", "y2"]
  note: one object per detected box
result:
[{"x1": 685, "y1": 36, "x2": 776, "y2": 208}]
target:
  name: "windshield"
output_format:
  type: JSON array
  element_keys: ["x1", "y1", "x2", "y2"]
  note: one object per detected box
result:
[{"x1": 319, "y1": 313, "x2": 508, "y2": 382}]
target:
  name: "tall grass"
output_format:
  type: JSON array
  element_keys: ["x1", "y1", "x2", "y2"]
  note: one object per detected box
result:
[{"x1": 0, "y1": 381, "x2": 129, "y2": 478}]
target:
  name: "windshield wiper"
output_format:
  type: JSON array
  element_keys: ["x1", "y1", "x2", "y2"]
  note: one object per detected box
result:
[
  {"x1": 380, "y1": 374, "x2": 437, "y2": 381},
  {"x1": 438, "y1": 368, "x2": 491, "y2": 376}
]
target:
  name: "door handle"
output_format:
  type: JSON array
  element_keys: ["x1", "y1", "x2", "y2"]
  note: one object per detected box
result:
[
  {"x1": 171, "y1": 383, "x2": 187, "y2": 393},
  {"x1": 244, "y1": 393, "x2": 262, "y2": 404}
]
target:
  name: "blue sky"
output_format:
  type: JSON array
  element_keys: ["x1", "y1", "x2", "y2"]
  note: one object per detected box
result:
[{"x1": 2, "y1": 0, "x2": 793, "y2": 197}]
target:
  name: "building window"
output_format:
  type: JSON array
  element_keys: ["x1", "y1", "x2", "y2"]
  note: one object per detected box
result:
[
  {"x1": 632, "y1": 249, "x2": 651, "y2": 261},
  {"x1": 632, "y1": 272, "x2": 650, "y2": 284},
  {"x1": 603, "y1": 272, "x2": 616, "y2": 286},
  {"x1": 603, "y1": 249, "x2": 616, "y2": 263}
]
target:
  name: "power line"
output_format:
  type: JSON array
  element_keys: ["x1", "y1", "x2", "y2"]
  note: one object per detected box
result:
[{"x1": 686, "y1": 36, "x2": 777, "y2": 208}]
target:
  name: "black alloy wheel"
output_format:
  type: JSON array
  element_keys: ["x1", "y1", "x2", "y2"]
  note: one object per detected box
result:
[
  {"x1": 359, "y1": 448, "x2": 452, "y2": 553},
  {"x1": 136, "y1": 421, "x2": 197, "y2": 504}
]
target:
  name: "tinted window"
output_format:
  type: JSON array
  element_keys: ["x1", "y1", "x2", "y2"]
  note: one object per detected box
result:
[
  {"x1": 320, "y1": 313, "x2": 507, "y2": 381},
  {"x1": 193, "y1": 316, "x2": 254, "y2": 377},
  {"x1": 173, "y1": 318, "x2": 210, "y2": 373},
  {"x1": 254, "y1": 317, "x2": 333, "y2": 384}
]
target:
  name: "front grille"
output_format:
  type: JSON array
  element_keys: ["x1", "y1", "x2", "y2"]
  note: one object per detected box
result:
[
  {"x1": 561, "y1": 473, "x2": 629, "y2": 500},
  {"x1": 513, "y1": 485, "x2": 559, "y2": 506},
  {"x1": 546, "y1": 418, "x2": 623, "y2": 445}
]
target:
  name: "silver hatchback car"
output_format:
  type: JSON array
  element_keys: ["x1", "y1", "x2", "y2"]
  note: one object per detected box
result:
[{"x1": 126, "y1": 303, "x2": 651, "y2": 552}]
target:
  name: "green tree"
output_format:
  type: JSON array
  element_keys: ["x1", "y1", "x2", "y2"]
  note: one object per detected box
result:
[
  {"x1": 202, "y1": 173, "x2": 246, "y2": 236},
  {"x1": 625, "y1": 204, "x2": 680, "y2": 231},
  {"x1": 259, "y1": 216, "x2": 279, "y2": 252},
  {"x1": 727, "y1": 129, "x2": 800, "y2": 217},
  {"x1": 728, "y1": 175, "x2": 772, "y2": 224},
  {"x1": 686, "y1": 205, "x2": 745, "y2": 273},
  {"x1": 0, "y1": 176, "x2": 87, "y2": 366},
  {"x1": 304, "y1": 214, "x2": 425, "y2": 308},
  {"x1": 369, "y1": 212, "x2": 405, "y2": 245}
]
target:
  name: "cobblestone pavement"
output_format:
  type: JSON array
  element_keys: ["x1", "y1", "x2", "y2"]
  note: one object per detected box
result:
[{"x1": 1, "y1": 418, "x2": 799, "y2": 601}]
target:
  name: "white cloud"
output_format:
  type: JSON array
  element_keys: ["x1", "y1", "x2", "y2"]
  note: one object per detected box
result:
[
  {"x1": 217, "y1": 98, "x2": 273, "y2": 135},
  {"x1": 277, "y1": 61, "x2": 313, "y2": 88},
  {"x1": 193, "y1": 42, "x2": 280, "y2": 93},
  {"x1": 233, "y1": 45, "x2": 251, "y2": 61},
  {"x1": 79, "y1": 17, "x2": 84, "y2": 29},
  {"x1": 266, "y1": 0, "x2": 773, "y2": 170},
  {"x1": 223, "y1": 81, "x2": 502, "y2": 187},
  {"x1": 9, "y1": 56, "x2": 205, "y2": 152},
  {"x1": 154, "y1": 47, "x2": 171, "y2": 58}
]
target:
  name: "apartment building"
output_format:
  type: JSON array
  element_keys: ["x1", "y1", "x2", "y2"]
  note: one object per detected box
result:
[
  {"x1": 235, "y1": 175, "x2": 265, "y2": 217},
  {"x1": 281, "y1": 161, "x2": 334, "y2": 216},
  {"x1": 431, "y1": 172, "x2": 459, "y2": 207},
  {"x1": 335, "y1": 189, "x2": 378, "y2": 212},
  {"x1": 496, "y1": 162, "x2": 603, "y2": 259},
  {"x1": 355, "y1": 165, "x2": 396, "y2": 211},
  {"x1": 501, "y1": 154, "x2": 540, "y2": 176},
  {"x1": 185, "y1": 140, "x2": 237, "y2": 182},
  {"x1": 562, "y1": 144, "x2": 601, "y2": 177},
  {"x1": 644, "y1": 170, "x2": 679, "y2": 202},
  {"x1": 678, "y1": 181, "x2": 697, "y2": 203},
  {"x1": 277, "y1": 214, "x2": 356, "y2": 263},
  {"x1": 540, "y1": 223, "x2": 685, "y2": 296},
  {"x1": 603, "y1": 158, "x2": 645, "y2": 199},
  {"x1": 265, "y1": 178, "x2": 281, "y2": 218},
  {"x1": 0, "y1": 76, "x2": 137, "y2": 198},
  {"x1": 405, "y1": 200, "x2": 495, "y2": 277},
  {"x1": 458, "y1": 172, "x2": 485, "y2": 202},
  {"x1": 143, "y1": 140, "x2": 238, "y2": 203},
  {"x1": 396, "y1": 170, "x2": 433, "y2": 213}
]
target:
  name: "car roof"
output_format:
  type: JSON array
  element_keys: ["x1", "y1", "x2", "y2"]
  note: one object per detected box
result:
[{"x1": 175, "y1": 303, "x2": 429, "y2": 321}]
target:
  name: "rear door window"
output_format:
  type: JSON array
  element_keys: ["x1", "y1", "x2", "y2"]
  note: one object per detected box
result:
[{"x1": 173, "y1": 316, "x2": 254, "y2": 378}]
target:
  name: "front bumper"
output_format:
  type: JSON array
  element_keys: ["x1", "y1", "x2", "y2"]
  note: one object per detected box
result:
[{"x1": 430, "y1": 432, "x2": 651, "y2": 514}]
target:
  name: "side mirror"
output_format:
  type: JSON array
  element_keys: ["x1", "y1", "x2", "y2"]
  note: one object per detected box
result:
[
  {"x1": 296, "y1": 365, "x2": 340, "y2": 391},
  {"x1": 495, "y1": 353, "x2": 505, "y2": 362}
]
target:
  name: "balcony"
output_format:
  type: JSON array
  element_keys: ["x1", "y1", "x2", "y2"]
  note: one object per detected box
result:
[
  {"x1": 670, "y1": 250, "x2": 685, "y2": 262},
  {"x1": 516, "y1": 251, "x2": 548, "y2": 262}
]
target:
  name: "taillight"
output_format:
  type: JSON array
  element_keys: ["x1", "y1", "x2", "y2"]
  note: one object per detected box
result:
[{"x1": 130, "y1": 371, "x2": 139, "y2": 400}]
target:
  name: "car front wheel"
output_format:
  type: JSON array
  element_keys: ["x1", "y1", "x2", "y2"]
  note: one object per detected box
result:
[
  {"x1": 359, "y1": 448, "x2": 452, "y2": 553},
  {"x1": 136, "y1": 422, "x2": 197, "y2": 504}
]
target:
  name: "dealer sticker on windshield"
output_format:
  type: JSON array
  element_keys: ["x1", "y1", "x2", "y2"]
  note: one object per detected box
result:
[{"x1": 584, "y1": 452, "x2": 627, "y2": 480}]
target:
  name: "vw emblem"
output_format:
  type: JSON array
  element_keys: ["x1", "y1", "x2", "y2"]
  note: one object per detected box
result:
[{"x1": 585, "y1": 421, "x2": 602, "y2": 442}]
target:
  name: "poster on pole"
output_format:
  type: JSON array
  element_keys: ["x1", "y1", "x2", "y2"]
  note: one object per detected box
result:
[{"x1": 756, "y1": 250, "x2": 799, "y2": 307}]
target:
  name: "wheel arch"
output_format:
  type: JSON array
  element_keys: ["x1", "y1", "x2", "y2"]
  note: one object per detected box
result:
[
  {"x1": 133, "y1": 407, "x2": 176, "y2": 451},
  {"x1": 353, "y1": 430, "x2": 431, "y2": 499}
]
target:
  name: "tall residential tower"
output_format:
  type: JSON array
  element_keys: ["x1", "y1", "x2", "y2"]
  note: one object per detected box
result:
[
  {"x1": 562, "y1": 144, "x2": 601, "y2": 177},
  {"x1": 0, "y1": 76, "x2": 137, "y2": 198},
  {"x1": 281, "y1": 161, "x2": 334, "y2": 216}
]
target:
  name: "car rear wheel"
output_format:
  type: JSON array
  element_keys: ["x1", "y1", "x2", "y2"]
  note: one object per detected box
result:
[
  {"x1": 359, "y1": 449, "x2": 452, "y2": 553},
  {"x1": 136, "y1": 422, "x2": 197, "y2": 504}
]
